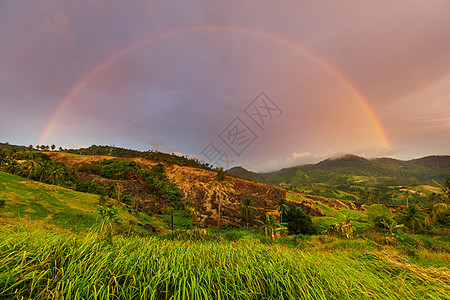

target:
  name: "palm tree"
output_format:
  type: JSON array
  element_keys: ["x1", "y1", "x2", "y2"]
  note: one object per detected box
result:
[
  {"x1": 0, "y1": 151, "x2": 7, "y2": 168},
  {"x1": 365, "y1": 191, "x2": 374, "y2": 204},
  {"x1": 47, "y1": 164, "x2": 66, "y2": 185},
  {"x1": 5, "y1": 159, "x2": 19, "y2": 175},
  {"x1": 374, "y1": 190, "x2": 382, "y2": 204},
  {"x1": 38, "y1": 160, "x2": 51, "y2": 182},
  {"x1": 257, "y1": 214, "x2": 283, "y2": 240},
  {"x1": 403, "y1": 190, "x2": 411, "y2": 206},
  {"x1": 389, "y1": 189, "x2": 396, "y2": 205},
  {"x1": 275, "y1": 197, "x2": 289, "y2": 223},
  {"x1": 209, "y1": 167, "x2": 234, "y2": 233},
  {"x1": 427, "y1": 193, "x2": 438, "y2": 209},
  {"x1": 239, "y1": 197, "x2": 255, "y2": 232},
  {"x1": 23, "y1": 159, "x2": 41, "y2": 179},
  {"x1": 399, "y1": 204, "x2": 423, "y2": 234},
  {"x1": 433, "y1": 179, "x2": 450, "y2": 203},
  {"x1": 51, "y1": 144, "x2": 56, "y2": 151},
  {"x1": 425, "y1": 203, "x2": 448, "y2": 226}
]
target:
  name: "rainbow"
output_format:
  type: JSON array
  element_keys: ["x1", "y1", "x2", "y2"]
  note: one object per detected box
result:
[{"x1": 39, "y1": 26, "x2": 390, "y2": 149}]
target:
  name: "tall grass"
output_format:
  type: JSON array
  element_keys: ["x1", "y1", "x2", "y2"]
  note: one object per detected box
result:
[{"x1": 1, "y1": 226, "x2": 448, "y2": 299}]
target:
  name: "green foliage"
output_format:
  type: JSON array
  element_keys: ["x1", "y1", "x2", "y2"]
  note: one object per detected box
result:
[
  {"x1": 0, "y1": 199, "x2": 5, "y2": 209},
  {"x1": 398, "y1": 204, "x2": 425, "y2": 234},
  {"x1": 239, "y1": 197, "x2": 255, "y2": 230},
  {"x1": 0, "y1": 150, "x2": 76, "y2": 187},
  {"x1": 0, "y1": 171, "x2": 140, "y2": 231},
  {"x1": 90, "y1": 159, "x2": 141, "y2": 180},
  {"x1": 1, "y1": 226, "x2": 449, "y2": 300},
  {"x1": 97, "y1": 206, "x2": 119, "y2": 244},
  {"x1": 79, "y1": 160, "x2": 182, "y2": 207},
  {"x1": 275, "y1": 197, "x2": 289, "y2": 223},
  {"x1": 372, "y1": 214, "x2": 394, "y2": 231},
  {"x1": 75, "y1": 182, "x2": 104, "y2": 195},
  {"x1": 61, "y1": 144, "x2": 212, "y2": 170},
  {"x1": 144, "y1": 163, "x2": 182, "y2": 207},
  {"x1": 283, "y1": 204, "x2": 317, "y2": 235}
]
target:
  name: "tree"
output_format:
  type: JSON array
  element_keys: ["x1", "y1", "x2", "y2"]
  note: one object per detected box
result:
[
  {"x1": 374, "y1": 190, "x2": 382, "y2": 204},
  {"x1": 23, "y1": 158, "x2": 42, "y2": 179},
  {"x1": 283, "y1": 204, "x2": 316, "y2": 235},
  {"x1": 51, "y1": 144, "x2": 56, "y2": 151},
  {"x1": 0, "y1": 151, "x2": 6, "y2": 168},
  {"x1": 365, "y1": 191, "x2": 374, "y2": 203},
  {"x1": 402, "y1": 190, "x2": 411, "y2": 206},
  {"x1": 425, "y1": 203, "x2": 448, "y2": 226},
  {"x1": 427, "y1": 193, "x2": 439, "y2": 209},
  {"x1": 46, "y1": 163, "x2": 66, "y2": 185},
  {"x1": 239, "y1": 197, "x2": 255, "y2": 232},
  {"x1": 398, "y1": 204, "x2": 423, "y2": 234},
  {"x1": 5, "y1": 159, "x2": 19, "y2": 175},
  {"x1": 209, "y1": 167, "x2": 234, "y2": 233},
  {"x1": 380, "y1": 218, "x2": 404, "y2": 236},
  {"x1": 257, "y1": 213, "x2": 284, "y2": 240},
  {"x1": 275, "y1": 197, "x2": 289, "y2": 224},
  {"x1": 97, "y1": 206, "x2": 119, "y2": 244},
  {"x1": 389, "y1": 189, "x2": 396, "y2": 205},
  {"x1": 433, "y1": 179, "x2": 450, "y2": 203}
]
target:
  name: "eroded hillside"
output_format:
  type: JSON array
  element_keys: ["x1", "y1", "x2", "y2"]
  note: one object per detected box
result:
[{"x1": 47, "y1": 152, "x2": 286, "y2": 227}]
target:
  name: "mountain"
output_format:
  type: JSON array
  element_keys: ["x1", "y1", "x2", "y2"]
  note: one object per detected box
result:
[
  {"x1": 228, "y1": 154, "x2": 450, "y2": 186},
  {"x1": 227, "y1": 166, "x2": 261, "y2": 181}
]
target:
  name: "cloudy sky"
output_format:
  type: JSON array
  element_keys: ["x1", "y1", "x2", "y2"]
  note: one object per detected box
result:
[{"x1": 1, "y1": 0, "x2": 449, "y2": 171}]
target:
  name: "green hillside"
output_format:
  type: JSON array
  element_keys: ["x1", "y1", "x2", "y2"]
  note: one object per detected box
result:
[
  {"x1": 1, "y1": 156, "x2": 449, "y2": 299},
  {"x1": 0, "y1": 171, "x2": 160, "y2": 232},
  {"x1": 231, "y1": 154, "x2": 450, "y2": 185},
  {"x1": 229, "y1": 154, "x2": 450, "y2": 205}
]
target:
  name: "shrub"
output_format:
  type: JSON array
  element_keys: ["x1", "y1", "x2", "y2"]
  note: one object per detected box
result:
[
  {"x1": 75, "y1": 182, "x2": 104, "y2": 195},
  {"x1": 283, "y1": 204, "x2": 317, "y2": 235},
  {"x1": 77, "y1": 163, "x2": 102, "y2": 175},
  {"x1": 372, "y1": 214, "x2": 394, "y2": 231}
]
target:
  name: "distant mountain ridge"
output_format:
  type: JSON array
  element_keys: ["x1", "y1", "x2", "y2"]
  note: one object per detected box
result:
[{"x1": 228, "y1": 154, "x2": 450, "y2": 185}]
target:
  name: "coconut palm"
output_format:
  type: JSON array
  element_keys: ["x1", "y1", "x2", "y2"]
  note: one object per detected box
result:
[
  {"x1": 46, "y1": 164, "x2": 66, "y2": 185},
  {"x1": 365, "y1": 191, "x2": 374, "y2": 204},
  {"x1": 389, "y1": 189, "x2": 396, "y2": 205},
  {"x1": 433, "y1": 179, "x2": 450, "y2": 203},
  {"x1": 0, "y1": 151, "x2": 7, "y2": 168},
  {"x1": 275, "y1": 197, "x2": 289, "y2": 223},
  {"x1": 402, "y1": 190, "x2": 411, "y2": 207},
  {"x1": 374, "y1": 190, "x2": 382, "y2": 204},
  {"x1": 427, "y1": 193, "x2": 439, "y2": 209},
  {"x1": 425, "y1": 203, "x2": 448, "y2": 226},
  {"x1": 5, "y1": 159, "x2": 19, "y2": 175},
  {"x1": 23, "y1": 156, "x2": 42, "y2": 180},
  {"x1": 239, "y1": 197, "x2": 255, "y2": 232},
  {"x1": 209, "y1": 167, "x2": 234, "y2": 233},
  {"x1": 398, "y1": 204, "x2": 423, "y2": 234}
]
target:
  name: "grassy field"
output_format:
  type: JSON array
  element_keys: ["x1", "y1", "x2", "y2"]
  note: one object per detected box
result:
[
  {"x1": 0, "y1": 171, "x2": 159, "y2": 234},
  {"x1": 1, "y1": 171, "x2": 449, "y2": 299},
  {"x1": 0, "y1": 225, "x2": 449, "y2": 300}
]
